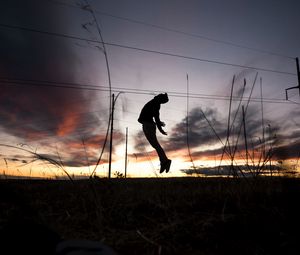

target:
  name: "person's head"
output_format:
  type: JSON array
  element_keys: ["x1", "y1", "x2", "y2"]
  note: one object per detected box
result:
[{"x1": 154, "y1": 93, "x2": 169, "y2": 104}]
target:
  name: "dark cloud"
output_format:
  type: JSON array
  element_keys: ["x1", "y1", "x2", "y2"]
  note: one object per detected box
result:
[
  {"x1": 165, "y1": 107, "x2": 226, "y2": 152},
  {"x1": 133, "y1": 101, "x2": 287, "y2": 163},
  {"x1": 4, "y1": 157, "x2": 28, "y2": 165},
  {"x1": 132, "y1": 129, "x2": 158, "y2": 163},
  {"x1": 189, "y1": 147, "x2": 224, "y2": 159},
  {"x1": 163, "y1": 74, "x2": 273, "y2": 156},
  {"x1": 0, "y1": 1, "x2": 128, "y2": 171},
  {"x1": 181, "y1": 164, "x2": 285, "y2": 177},
  {"x1": 273, "y1": 140, "x2": 300, "y2": 160},
  {"x1": 282, "y1": 130, "x2": 300, "y2": 141},
  {"x1": 35, "y1": 130, "x2": 125, "y2": 167},
  {"x1": 0, "y1": 1, "x2": 110, "y2": 158},
  {"x1": 278, "y1": 108, "x2": 300, "y2": 135},
  {"x1": 0, "y1": 84, "x2": 102, "y2": 139},
  {"x1": 219, "y1": 70, "x2": 257, "y2": 102},
  {"x1": 0, "y1": 130, "x2": 124, "y2": 168},
  {"x1": 232, "y1": 105, "x2": 280, "y2": 141},
  {"x1": 133, "y1": 130, "x2": 148, "y2": 151}
]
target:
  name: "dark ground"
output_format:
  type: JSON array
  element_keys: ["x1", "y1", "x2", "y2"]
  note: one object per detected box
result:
[{"x1": 1, "y1": 177, "x2": 300, "y2": 255}]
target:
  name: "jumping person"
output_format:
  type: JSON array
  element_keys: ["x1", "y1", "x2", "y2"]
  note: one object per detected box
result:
[{"x1": 138, "y1": 93, "x2": 171, "y2": 173}]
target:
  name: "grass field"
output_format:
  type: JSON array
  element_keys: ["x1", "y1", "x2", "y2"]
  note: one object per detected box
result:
[{"x1": 1, "y1": 177, "x2": 300, "y2": 254}]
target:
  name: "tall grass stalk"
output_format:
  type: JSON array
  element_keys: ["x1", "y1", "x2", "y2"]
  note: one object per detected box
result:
[
  {"x1": 0, "y1": 144, "x2": 73, "y2": 182},
  {"x1": 80, "y1": 0, "x2": 113, "y2": 178},
  {"x1": 215, "y1": 72, "x2": 279, "y2": 180},
  {"x1": 186, "y1": 73, "x2": 196, "y2": 170}
]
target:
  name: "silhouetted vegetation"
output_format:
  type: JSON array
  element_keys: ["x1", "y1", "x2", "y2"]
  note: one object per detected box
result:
[{"x1": 1, "y1": 177, "x2": 300, "y2": 254}]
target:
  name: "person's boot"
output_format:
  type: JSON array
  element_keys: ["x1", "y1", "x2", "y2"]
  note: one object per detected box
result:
[
  {"x1": 165, "y1": 159, "x2": 172, "y2": 173},
  {"x1": 160, "y1": 159, "x2": 171, "y2": 173}
]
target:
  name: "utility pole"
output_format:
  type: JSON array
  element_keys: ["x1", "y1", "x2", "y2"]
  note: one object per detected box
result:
[
  {"x1": 297, "y1": 57, "x2": 300, "y2": 95},
  {"x1": 285, "y1": 57, "x2": 300, "y2": 99},
  {"x1": 125, "y1": 127, "x2": 128, "y2": 178},
  {"x1": 108, "y1": 93, "x2": 115, "y2": 179},
  {"x1": 242, "y1": 106, "x2": 249, "y2": 166}
]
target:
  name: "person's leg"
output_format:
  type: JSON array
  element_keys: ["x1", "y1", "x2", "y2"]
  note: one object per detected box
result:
[{"x1": 142, "y1": 123, "x2": 168, "y2": 163}]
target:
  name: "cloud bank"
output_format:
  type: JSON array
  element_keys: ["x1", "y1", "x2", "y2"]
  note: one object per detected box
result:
[{"x1": 0, "y1": 2, "x2": 124, "y2": 168}]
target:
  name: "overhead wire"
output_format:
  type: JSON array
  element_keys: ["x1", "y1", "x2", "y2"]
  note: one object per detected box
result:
[
  {"x1": 0, "y1": 77, "x2": 297, "y2": 105},
  {"x1": 45, "y1": 0, "x2": 294, "y2": 60},
  {"x1": 0, "y1": 23, "x2": 296, "y2": 76}
]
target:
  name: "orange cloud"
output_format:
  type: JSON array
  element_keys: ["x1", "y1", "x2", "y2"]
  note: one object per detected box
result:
[{"x1": 56, "y1": 114, "x2": 79, "y2": 137}]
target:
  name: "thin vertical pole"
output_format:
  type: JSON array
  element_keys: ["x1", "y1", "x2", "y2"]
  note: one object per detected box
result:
[
  {"x1": 285, "y1": 57, "x2": 300, "y2": 99},
  {"x1": 186, "y1": 74, "x2": 195, "y2": 169},
  {"x1": 260, "y1": 78, "x2": 265, "y2": 159},
  {"x1": 268, "y1": 125, "x2": 272, "y2": 176},
  {"x1": 108, "y1": 93, "x2": 115, "y2": 179},
  {"x1": 296, "y1": 57, "x2": 300, "y2": 95},
  {"x1": 242, "y1": 106, "x2": 248, "y2": 166},
  {"x1": 226, "y1": 75, "x2": 235, "y2": 155},
  {"x1": 125, "y1": 127, "x2": 128, "y2": 178}
]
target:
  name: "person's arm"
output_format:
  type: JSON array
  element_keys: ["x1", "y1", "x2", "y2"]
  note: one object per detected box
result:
[
  {"x1": 157, "y1": 124, "x2": 167, "y2": 135},
  {"x1": 154, "y1": 108, "x2": 167, "y2": 135}
]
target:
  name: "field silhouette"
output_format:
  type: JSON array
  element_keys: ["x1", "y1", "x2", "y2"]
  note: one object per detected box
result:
[{"x1": 1, "y1": 177, "x2": 300, "y2": 255}]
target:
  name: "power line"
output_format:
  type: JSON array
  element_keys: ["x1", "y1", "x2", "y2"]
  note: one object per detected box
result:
[
  {"x1": 0, "y1": 78, "x2": 106, "y2": 92},
  {"x1": 0, "y1": 77, "x2": 297, "y2": 105},
  {"x1": 105, "y1": 42, "x2": 297, "y2": 76},
  {"x1": 0, "y1": 22, "x2": 296, "y2": 76},
  {"x1": 45, "y1": 0, "x2": 294, "y2": 60}
]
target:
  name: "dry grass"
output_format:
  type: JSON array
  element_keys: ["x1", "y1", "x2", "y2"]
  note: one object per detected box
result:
[{"x1": 1, "y1": 177, "x2": 300, "y2": 255}]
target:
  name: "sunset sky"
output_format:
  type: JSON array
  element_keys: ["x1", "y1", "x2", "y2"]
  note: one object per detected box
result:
[{"x1": 1, "y1": 0, "x2": 300, "y2": 178}]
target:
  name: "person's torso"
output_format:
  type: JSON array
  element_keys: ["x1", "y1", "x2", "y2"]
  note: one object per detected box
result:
[{"x1": 138, "y1": 100, "x2": 160, "y2": 124}]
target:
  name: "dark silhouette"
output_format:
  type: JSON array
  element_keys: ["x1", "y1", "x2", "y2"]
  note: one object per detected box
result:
[
  {"x1": 0, "y1": 183, "x2": 117, "y2": 255},
  {"x1": 138, "y1": 93, "x2": 171, "y2": 173}
]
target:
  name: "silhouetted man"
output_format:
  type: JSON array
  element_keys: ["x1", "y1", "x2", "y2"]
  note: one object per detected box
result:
[{"x1": 138, "y1": 93, "x2": 171, "y2": 173}]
